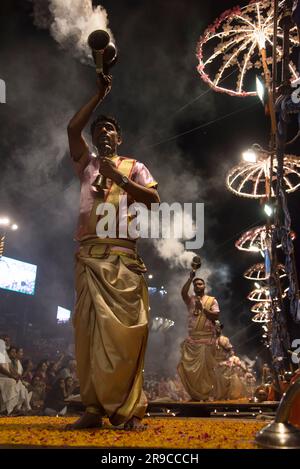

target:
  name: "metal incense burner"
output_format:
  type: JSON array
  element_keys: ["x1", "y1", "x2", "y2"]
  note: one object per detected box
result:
[{"x1": 255, "y1": 377, "x2": 300, "y2": 449}]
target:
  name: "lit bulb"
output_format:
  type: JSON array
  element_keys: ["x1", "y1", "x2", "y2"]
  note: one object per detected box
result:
[
  {"x1": 256, "y1": 76, "x2": 265, "y2": 103},
  {"x1": 250, "y1": 246, "x2": 260, "y2": 252},
  {"x1": 242, "y1": 150, "x2": 257, "y2": 163},
  {"x1": 264, "y1": 204, "x2": 273, "y2": 217},
  {"x1": 255, "y1": 31, "x2": 266, "y2": 50},
  {"x1": 0, "y1": 217, "x2": 10, "y2": 226}
]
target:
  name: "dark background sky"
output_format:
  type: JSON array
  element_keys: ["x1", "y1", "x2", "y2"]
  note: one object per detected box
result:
[{"x1": 0, "y1": 0, "x2": 299, "y2": 373}]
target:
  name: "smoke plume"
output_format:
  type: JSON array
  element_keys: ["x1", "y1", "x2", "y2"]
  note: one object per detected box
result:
[{"x1": 29, "y1": 0, "x2": 114, "y2": 64}]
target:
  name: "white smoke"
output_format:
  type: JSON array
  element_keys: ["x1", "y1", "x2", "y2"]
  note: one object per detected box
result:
[
  {"x1": 29, "y1": 0, "x2": 114, "y2": 64},
  {"x1": 136, "y1": 200, "x2": 199, "y2": 268},
  {"x1": 153, "y1": 239, "x2": 196, "y2": 269}
]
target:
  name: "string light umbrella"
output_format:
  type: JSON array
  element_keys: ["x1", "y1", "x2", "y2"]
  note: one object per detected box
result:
[
  {"x1": 197, "y1": 0, "x2": 298, "y2": 373},
  {"x1": 248, "y1": 287, "x2": 272, "y2": 301},
  {"x1": 235, "y1": 224, "x2": 295, "y2": 251},
  {"x1": 252, "y1": 311, "x2": 271, "y2": 322},
  {"x1": 248, "y1": 285, "x2": 288, "y2": 301},
  {"x1": 251, "y1": 301, "x2": 273, "y2": 313},
  {"x1": 197, "y1": 0, "x2": 299, "y2": 98},
  {"x1": 226, "y1": 150, "x2": 300, "y2": 199},
  {"x1": 244, "y1": 262, "x2": 286, "y2": 280}
]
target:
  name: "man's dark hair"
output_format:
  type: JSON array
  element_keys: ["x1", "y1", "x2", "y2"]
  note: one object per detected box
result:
[
  {"x1": 193, "y1": 277, "x2": 205, "y2": 284},
  {"x1": 0, "y1": 334, "x2": 9, "y2": 340},
  {"x1": 90, "y1": 115, "x2": 121, "y2": 138}
]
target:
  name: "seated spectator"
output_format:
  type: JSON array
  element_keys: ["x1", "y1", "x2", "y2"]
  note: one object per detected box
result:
[
  {"x1": 44, "y1": 378, "x2": 72, "y2": 416},
  {"x1": 8, "y1": 346, "x2": 28, "y2": 385},
  {"x1": 8, "y1": 346, "x2": 20, "y2": 376},
  {"x1": 22, "y1": 359, "x2": 34, "y2": 386},
  {"x1": 0, "y1": 334, "x2": 11, "y2": 350},
  {"x1": 65, "y1": 376, "x2": 75, "y2": 397},
  {"x1": 46, "y1": 353, "x2": 65, "y2": 387},
  {"x1": 10, "y1": 346, "x2": 24, "y2": 376},
  {"x1": 56, "y1": 358, "x2": 79, "y2": 391},
  {"x1": 46, "y1": 363, "x2": 58, "y2": 387},
  {"x1": 29, "y1": 375, "x2": 46, "y2": 412},
  {"x1": 34, "y1": 360, "x2": 48, "y2": 384},
  {"x1": 16, "y1": 347, "x2": 24, "y2": 367},
  {"x1": 56, "y1": 358, "x2": 77, "y2": 380},
  {"x1": 0, "y1": 337, "x2": 32, "y2": 415}
]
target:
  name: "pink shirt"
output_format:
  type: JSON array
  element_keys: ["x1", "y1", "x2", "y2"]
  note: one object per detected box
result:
[
  {"x1": 72, "y1": 152, "x2": 157, "y2": 241},
  {"x1": 186, "y1": 295, "x2": 220, "y2": 335}
]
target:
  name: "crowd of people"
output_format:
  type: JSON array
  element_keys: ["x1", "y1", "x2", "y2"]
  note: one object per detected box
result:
[
  {"x1": 144, "y1": 374, "x2": 190, "y2": 402},
  {"x1": 0, "y1": 334, "x2": 79, "y2": 416},
  {"x1": 0, "y1": 331, "x2": 268, "y2": 417},
  {"x1": 144, "y1": 355, "x2": 257, "y2": 403}
]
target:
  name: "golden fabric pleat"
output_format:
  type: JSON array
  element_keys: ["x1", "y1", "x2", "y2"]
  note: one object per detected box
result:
[
  {"x1": 177, "y1": 296, "x2": 217, "y2": 401},
  {"x1": 73, "y1": 245, "x2": 149, "y2": 425},
  {"x1": 87, "y1": 157, "x2": 135, "y2": 235},
  {"x1": 214, "y1": 345, "x2": 231, "y2": 400}
]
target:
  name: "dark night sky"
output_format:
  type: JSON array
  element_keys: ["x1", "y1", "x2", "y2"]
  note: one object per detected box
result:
[{"x1": 0, "y1": 0, "x2": 299, "y2": 369}]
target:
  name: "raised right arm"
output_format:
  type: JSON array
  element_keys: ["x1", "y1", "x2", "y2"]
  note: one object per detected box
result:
[
  {"x1": 181, "y1": 271, "x2": 195, "y2": 305},
  {"x1": 67, "y1": 75, "x2": 112, "y2": 163}
]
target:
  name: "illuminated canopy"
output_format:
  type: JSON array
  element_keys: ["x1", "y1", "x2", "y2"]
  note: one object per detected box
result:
[{"x1": 197, "y1": 0, "x2": 299, "y2": 97}]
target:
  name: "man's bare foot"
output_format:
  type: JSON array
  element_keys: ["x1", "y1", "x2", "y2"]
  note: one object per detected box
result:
[
  {"x1": 124, "y1": 416, "x2": 147, "y2": 431},
  {"x1": 65, "y1": 412, "x2": 103, "y2": 430}
]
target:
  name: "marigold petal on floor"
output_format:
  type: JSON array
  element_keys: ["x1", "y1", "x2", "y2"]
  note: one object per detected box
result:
[{"x1": 0, "y1": 416, "x2": 268, "y2": 449}]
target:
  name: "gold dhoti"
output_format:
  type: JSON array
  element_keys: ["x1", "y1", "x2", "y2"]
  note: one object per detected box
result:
[
  {"x1": 177, "y1": 298, "x2": 217, "y2": 401},
  {"x1": 177, "y1": 334, "x2": 217, "y2": 401},
  {"x1": 214, "y1": 361, "x2": 231, "y2": 401},
  {"x1": 73, "y1": 238, "x2": 149, "y2": 426}
]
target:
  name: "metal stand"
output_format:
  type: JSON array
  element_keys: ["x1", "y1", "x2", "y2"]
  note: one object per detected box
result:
[{"x1": 255, "y1": 378, "x2": 300, "y2": 448}]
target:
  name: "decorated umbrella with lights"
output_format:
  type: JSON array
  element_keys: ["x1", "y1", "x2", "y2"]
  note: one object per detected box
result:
[
  {"x1": 251, "y1": 302, "x2": 272, "y2": 323},
  {"x1": 252, "y1": 301, "x2": 272, "y2": 312},
  {"x1": 244, "y1": 262, "x2": 286, "y2": 280},
  {"x1": 248, "y1": 286, "x2": 288, "y2": 301},
  {"x1": 197, "y1": 0, "x2": 299, "y2": 97},
  {"x1": 226, "y1": 149, "x2": 300, "y2": 199},
  {"x1": 234, "y1": 218, "x2": 292, "y2": 366},
  {"x1": 197, "y1": 0, "x2": 299, "y2": 376},
  {"x1": 252, "y1": 311, "x2": 271, "y2": 322},
  {"x1": 248, "y1": 287, "x2": 272, "y2": 301},
  {"x1": 235, "y1": 224, "x2": 296, "y2": 252}
]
